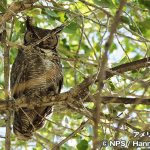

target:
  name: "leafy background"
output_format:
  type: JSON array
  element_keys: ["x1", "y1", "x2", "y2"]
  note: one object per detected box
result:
[{"x1": 0, "y1": 0, "x2": 150, "y2": 149}]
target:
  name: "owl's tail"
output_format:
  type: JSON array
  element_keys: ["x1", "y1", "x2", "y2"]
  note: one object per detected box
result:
[{"x1": 13, "y1": 106, "x2": 52, "y2": 140}]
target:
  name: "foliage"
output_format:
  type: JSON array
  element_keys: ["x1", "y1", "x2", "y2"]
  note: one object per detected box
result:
[{"x1": 0, "y1": 0, "x2": 150, "y2": 149}]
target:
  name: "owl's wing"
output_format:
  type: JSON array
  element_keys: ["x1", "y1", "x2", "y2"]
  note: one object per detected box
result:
[{"x1": 11, "y1": 50, "x2": 27, "y2": 99}]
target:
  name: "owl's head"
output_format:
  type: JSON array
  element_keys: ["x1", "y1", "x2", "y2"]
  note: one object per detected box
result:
[{"x1": 24, "y1": 17, "x2": 64, "y2": 50}]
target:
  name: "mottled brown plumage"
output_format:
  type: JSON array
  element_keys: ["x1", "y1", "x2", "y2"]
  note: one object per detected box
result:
[{"x1": 11, "y1": 18, "x2": 64, "y2": 140}]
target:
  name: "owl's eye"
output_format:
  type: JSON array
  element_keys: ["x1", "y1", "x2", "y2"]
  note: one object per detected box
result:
[
  {"x1": 29, "y1": 32, "x2": 33, "y2": 38},
  {"x1": 24, "y1": 31, "x2": 35, "y2": 44},
  {"x1": 26, "y1": 32, "x2": 34, "y2": 39},
  {"x1": 29, "y1": 34, "x2": 33, "y2": 38}
]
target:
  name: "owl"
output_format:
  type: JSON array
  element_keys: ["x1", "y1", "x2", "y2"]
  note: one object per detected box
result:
[{"x1": 10, "y1": 17, "x2": 64, "y2": 140}]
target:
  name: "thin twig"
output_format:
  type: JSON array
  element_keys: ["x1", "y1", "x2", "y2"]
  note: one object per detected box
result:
[
  {"x1": 51, "y1": 119, "x2": 90, "y2": 150},
  {"x1": 78, "y1": 0, "x2": 112, "y2": 17}
]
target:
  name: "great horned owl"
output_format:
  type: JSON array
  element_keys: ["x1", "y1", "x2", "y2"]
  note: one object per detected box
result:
[{"x1": 11, "y1": 18, "x2": 64, "y2": 140}]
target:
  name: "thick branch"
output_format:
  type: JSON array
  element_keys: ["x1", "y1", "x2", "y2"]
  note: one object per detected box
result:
[
  {"x1": 106, "y1": 57, "x2": 150, "y2": 78},
  {"x1": 86, "y1": 96, "x2": 150, "y2": 105},
  {"x1": 0, "y1": 0, "x2": 38, "y2": 28},
  {"x1": 0, "y1": 94, "x2": 149, "y2": 111},
  {"x1": 2, "y1": 27, "x2": 11, "y2": 150},
  {"x1": 0, "y1": 92, "x2": 68, "y2": 111}
]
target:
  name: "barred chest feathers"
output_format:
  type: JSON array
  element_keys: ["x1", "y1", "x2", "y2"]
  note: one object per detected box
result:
[
  {"x1": 39, "y1": 48, "x2": 59, "y2": 69},
  {"x1": 25, "y1": 48, "x2": 62, "y2": 95}
]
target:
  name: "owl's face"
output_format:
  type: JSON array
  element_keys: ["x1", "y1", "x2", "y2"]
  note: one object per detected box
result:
[{"x1": 24, "y1": 19, "x2": 64, "y2": 50}]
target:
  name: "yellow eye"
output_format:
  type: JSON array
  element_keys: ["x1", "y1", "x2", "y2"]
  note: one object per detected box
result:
[
  {"x1": 26, "y1": 32, "x2": 33, "y2": 39},
  {"x1": 25, "y1": 31, "x2": 34, "y2": 44},
  {"x1": 29, "y1": 33, "x2": 33, "y2": 38}
]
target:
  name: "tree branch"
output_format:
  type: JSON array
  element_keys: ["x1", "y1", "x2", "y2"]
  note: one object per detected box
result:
[
  {"x1": 0, "y1": 0, "x2": 38, "y2": 28},
  {"x1": 2, "y1": 27, "x2": 11, "y2": 150},
  {"x1": 106, "y1": 57, "x2": 150, "y2": 78},
  {"x1": 0, "y1": 91, "x2": 149, "y2": 112},
  {"x1": 93, "y1": 0, "x2": 127, "y2": 149},
  {"x1": 86, "y1": 96, "x2": 150, "y2": 105}
]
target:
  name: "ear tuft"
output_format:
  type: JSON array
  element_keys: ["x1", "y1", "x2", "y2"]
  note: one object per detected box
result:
[{"x1": 26, "y1": 17, "x2": 33, "y2": 30}]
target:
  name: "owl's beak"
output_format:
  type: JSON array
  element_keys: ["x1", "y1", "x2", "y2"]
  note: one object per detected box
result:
[{"x1": 53, "y1": 24, "x2": 65, "y2": 34}]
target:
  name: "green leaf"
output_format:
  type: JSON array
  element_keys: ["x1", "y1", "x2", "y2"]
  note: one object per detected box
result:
[
  {"x1": 3, "y1": 0, "x2": 7, "y2": 6},
  {"x1": 60, "y1": 147, "x2": 67, "y2": 150},
  {"x1": 115, "y1": 104, "x2": 125, "y2": 111},
  {"x1": 45, "y1": 9, "x2": 59, "y2": 18},
  {"x1": 14, "y1": 19, "x2": 25, "y2": 33},
  {"x1": 93, "y1": 0, "x2": 114, "y2": 7},
  {"x1": 138, "y1": 0, "x2": 150, "y2": 9},
  {"x1": 138, "y1": 18, "x2": 150, "y2": 33},
  {"x1": 109, "y1": 81, "x2": 116, "y2": 91},
  {"x1": 59, "y1": 0, "x2": 74, "y2": 2},
  {"x1": 26, "y1": 8, "x2": 41, "y2": 17},
  {"x1": 129, "y1": 25, "x2": 138, "y2": 32},
  {"x1": 12, "y1": 33, "x2": 19, "y2": 42},
  {"x1": 57, "y1": 12, "x2": 67, "y2": 22},
  {"x1": 112, "y1": 0, "x2": 120, "y2": 6},
  {"x1": 121, "y1": 16, "x2": 130, "y2": 25},
  {"x1": 110, "y1": 43, "x2": 117, "y2": 53},
  {"x1": 63, "y1": 22, "x2": 79, "y2": 34},
  {"x1": 0, "y1": 5, "x2": 5, "y2": 13},
  {"x1": 77, "y1": 140, "x2": 88, "y2": 150},
  {"x1": 0, "y1": 0, "x2": 7, "y2": 13}
]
